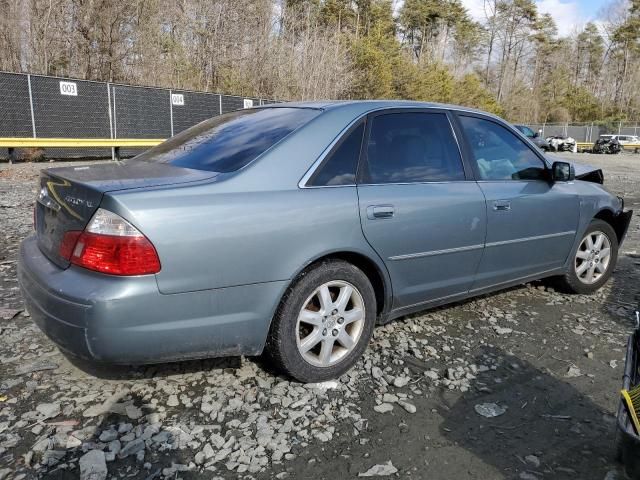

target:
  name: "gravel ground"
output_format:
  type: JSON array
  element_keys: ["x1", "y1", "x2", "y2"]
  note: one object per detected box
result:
[{"x1": 0, "y1": 152, "x2": 639, "y2": 480}]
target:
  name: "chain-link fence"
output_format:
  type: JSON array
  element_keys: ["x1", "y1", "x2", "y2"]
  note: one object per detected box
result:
[
  {"x1": 0, "y1": 71, "x2": 277, "y2": 159},
  {"x1": 523, "y1": 122, "x2": 640, "y2": 143},
  {"x1": 4, "y1": 70, "x2": 637, "y2": 160}
]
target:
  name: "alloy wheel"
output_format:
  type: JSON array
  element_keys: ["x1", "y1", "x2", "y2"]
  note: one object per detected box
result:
[
  {"x1": 295, "y1": 280, "x2": 365, "y2": 367},
  {"x1": 574, "y1": 230, "x2": 612, "y2": 285}
]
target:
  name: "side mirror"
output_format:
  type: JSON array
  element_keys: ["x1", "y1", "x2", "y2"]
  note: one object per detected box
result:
[
  {"x1": 551, "y1": 161, "x2": 574, "y2": 182},
  {"x1": 533, "y1": 132, "x2": 539, "y2": 138}
]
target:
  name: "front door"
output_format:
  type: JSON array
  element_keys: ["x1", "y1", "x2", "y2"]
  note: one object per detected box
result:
[
  {"x1": 455, "y1": 113, "x2": 580, "y2": 290},
  {"x1": 357, "y1": 110, "x2": 487, "y2": 311}
]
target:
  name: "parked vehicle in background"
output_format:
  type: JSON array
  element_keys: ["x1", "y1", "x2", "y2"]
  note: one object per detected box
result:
[
  {"x1": 514, "y1": 124, "x2": 551, "y2": 151},
  {"x1": 599, "y1": 134, "x2": 640, "y2": 145},
  {"x1": 18, "y1": 101, "x2": 633, "y2": 382},
  {"x1": 593, "y1": 135, "x2": 622, "y2": 155},
  {"x1": 547, "y1": 135, "x2": 578, "y2": 153}
]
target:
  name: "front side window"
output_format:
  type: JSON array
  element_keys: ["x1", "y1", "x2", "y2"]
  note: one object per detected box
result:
[
  {"x1": 307, "y1": 123, "x2": 364, "y2": 186},
  {"x1": 130, "y1": 107, "x2": 321, "y2": 173},
  {"x1": 459, "y1": 116, "x2": 546, "y2": 181},
  {"x1": 362, "y1": 112, "x2": 465, "y2": 184}
]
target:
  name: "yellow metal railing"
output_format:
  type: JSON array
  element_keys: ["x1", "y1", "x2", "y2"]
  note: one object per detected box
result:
[{"x1": 0, "y1": 137, "x2": 164, "y2": 161}]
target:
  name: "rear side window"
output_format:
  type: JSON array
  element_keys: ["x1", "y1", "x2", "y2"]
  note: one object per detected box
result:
[
  {"x1": 307, "y1": 123, "x2": 364, "y2": 186},
  {"x1": 362, "y1": 112, "x2": 465, "y2": 184},
  {"x1": 130, "y1": 108, "x2": 321, "y2": 173}
]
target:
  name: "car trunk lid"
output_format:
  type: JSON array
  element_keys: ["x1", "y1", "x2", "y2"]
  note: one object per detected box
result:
[{"x1": 35, "y1": 162, "x2": 217, "y2": 268}]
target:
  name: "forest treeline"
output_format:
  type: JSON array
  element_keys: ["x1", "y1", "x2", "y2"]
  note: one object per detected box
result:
[{"x1": 0, "y1": 0, "x2": 639, "y2": 123}]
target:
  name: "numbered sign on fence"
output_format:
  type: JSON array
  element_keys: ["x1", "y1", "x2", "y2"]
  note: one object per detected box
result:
[
  {"x1": 59, "y1": 81, "x2": 78, "y2": 96},
  {"x1": 243, "y1": 99, "x2": 253, "y2": 109},
  {"x1": 171, "y1": 93, "x2": 184, "y2": 106}
]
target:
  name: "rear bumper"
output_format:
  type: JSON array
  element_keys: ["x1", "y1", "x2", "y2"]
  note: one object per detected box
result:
[{"x1": 18, "y1": 235, "x2": 286, "y2": 364}]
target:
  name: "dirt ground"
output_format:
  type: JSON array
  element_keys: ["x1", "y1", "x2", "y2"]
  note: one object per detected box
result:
[{"x1": 0, "y1": 152, "x2": 639, "y2": 480}]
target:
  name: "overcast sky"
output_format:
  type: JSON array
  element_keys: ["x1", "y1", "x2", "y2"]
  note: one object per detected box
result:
[{"x1": 459, "y1": 0, "x2": 611, "y2": 36}]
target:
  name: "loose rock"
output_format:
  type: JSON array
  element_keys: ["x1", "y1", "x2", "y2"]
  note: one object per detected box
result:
[
  {"x1": 359, "y1": 461, "x2": 398, "y2": 476},
  {"x1": 79, "y1": 450, "x2": 108, "y2": 480}
]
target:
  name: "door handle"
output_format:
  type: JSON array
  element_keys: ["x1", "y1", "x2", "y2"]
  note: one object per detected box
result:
[
  {"x1": 367, "y1": 205, "x2": 395, "y2": 219},
  {"x1": 493, "y1": 200, "x2": 511, "y2": 211}
]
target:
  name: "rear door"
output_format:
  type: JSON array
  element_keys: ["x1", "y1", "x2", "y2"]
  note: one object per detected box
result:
[
  {"x1": 454, "y1": 113, "x2": 580, "y2": 290},
  {"x1": 357, "y1": 109, "x2": 487, "y2": 311}
]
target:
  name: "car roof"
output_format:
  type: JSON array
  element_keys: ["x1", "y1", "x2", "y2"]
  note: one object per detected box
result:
[{"x1": 261, "y1": 99, "x2": 501, "y2": 120}]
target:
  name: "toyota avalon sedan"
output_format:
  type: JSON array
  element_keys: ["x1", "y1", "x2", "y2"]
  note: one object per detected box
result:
[{"x1": 18, "y1": 101, "x2": 633, "y2": 382}]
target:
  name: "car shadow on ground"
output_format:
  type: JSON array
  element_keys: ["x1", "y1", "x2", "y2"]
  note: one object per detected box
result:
[
  {"x1": 439, "y1": 346, "x2": 621, "y2": 479},
  {"x1": 63, "y1": 353, "x2": 242, "y2": 381},
  {"x1": 604, "y1": 255, "x2": 640, "y2": 326}
]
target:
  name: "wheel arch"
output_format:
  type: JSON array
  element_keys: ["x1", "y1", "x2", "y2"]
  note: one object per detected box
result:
[
  {"x1": 285, "y1": 250, "x2": 392, "y2": 319},
  {"x1": 594, "y1": 208, "x2": 627, "y2": 244}
]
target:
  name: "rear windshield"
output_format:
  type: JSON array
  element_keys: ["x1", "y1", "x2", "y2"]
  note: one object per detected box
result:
[{"x1": 130, "y1": 107, "x2": 321, "y2": 172}]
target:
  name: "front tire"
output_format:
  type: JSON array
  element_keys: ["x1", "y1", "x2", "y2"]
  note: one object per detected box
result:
[
  {"x1": 265, "y1": 260, "x2": 376, "y2": 382},
  {"x1": 556, "y1": 219, "x2": 618, "y2": 294}
]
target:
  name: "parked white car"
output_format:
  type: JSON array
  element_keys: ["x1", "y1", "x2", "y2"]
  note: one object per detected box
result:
[
  {"x1": 546, "y1": 135, "x2": 578, "y2": 153},
  {"x1": 599, "y1": 134, "x2": 640, "y2": 145}
]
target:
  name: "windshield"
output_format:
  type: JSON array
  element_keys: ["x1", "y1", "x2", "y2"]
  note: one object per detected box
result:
[
  {"x1": 130, "y1": 107, "x2": 321, "y2": 172},
  {"x1": 516, "y1": 125, "x2": 535, "y2": 137}
]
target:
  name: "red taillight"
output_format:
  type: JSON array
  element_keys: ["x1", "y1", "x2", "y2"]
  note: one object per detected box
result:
[
  {"x1": 60, "y1": 231, "x2": 82, "y2": 260},
  {"x1": 70, "y1": 232, "x2": 161, "y2": 275},
  {"x1": 59, "y1": 208, "x2": 161, "y2": 276}
]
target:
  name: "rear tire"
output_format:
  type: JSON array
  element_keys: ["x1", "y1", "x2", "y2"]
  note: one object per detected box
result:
[
  {"x1": 265, "y1": 259, "x2": 376, "y2": 383},
  {"x1": 556, "y1": 219, "x2": 618, "y2": 294}
]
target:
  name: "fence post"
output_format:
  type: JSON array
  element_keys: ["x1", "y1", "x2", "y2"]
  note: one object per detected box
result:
[
  {"x1": 542, "y1": 122, "x2": 545, "y2": 137},
  {"x1": 219, "y1": 95, "x2": 222, "y2": 115},
  {"x1": 27, "y1": 74, "x2": 36, "y2": 138},
  {"x1": 107, "y1": 83, "x2": 115, "y2": 161},
  {"x1": 112, "y1": 86, "x2": 117, "y2": 140},
  {"x1": 618, "y1": 121, "x2": 622, "y2": 135},
  {"x1": 169, "y1": 89, "x2": 174, "y2": 137}
]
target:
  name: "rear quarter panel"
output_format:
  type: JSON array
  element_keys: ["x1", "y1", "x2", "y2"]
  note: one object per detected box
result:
[{"x1": 102, "y1": 185, "x2": 386, "y2": 295}]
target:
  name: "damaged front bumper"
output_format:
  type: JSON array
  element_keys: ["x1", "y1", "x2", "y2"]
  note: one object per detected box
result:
[{"x1": 616, "y1": 197, "x2": 633, "y2": 246}]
